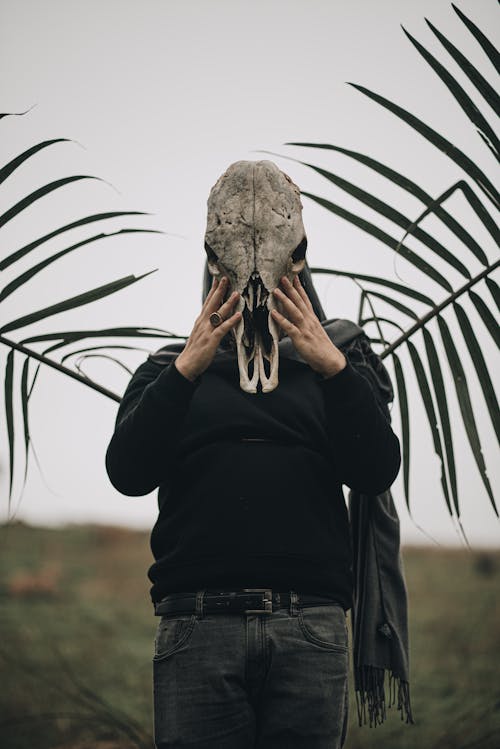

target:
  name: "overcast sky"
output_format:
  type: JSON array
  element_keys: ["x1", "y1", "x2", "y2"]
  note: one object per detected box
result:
[{"x1": 1, "y1": 0, "x2": 499, "y2": 547}]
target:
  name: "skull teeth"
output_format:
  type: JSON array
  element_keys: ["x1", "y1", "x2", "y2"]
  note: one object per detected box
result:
[{"x1": 233, "y1": 276, "x2": 280, "y2": 393}]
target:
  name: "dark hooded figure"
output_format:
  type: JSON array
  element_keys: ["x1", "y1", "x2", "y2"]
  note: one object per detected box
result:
[{"x1": 105, "y1": 161, "x2": 402, "y2": 749}]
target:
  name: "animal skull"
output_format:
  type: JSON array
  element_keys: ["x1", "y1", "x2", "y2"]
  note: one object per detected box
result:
[{"x1": 205, "y1": 160, "x2": 307, "y2": 393}]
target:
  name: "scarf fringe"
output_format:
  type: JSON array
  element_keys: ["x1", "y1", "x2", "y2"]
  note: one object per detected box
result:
[{"x1": 354, "y1": 666, "x2": 414, "y2": 727}]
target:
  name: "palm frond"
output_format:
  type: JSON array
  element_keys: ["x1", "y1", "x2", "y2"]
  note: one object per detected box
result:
[
  {"x1": 0, "y1": 271, "x2": 158, "y2": 334},
  {"x1": 301, "y1": 189, "x2": 453, "y2": 290},
  {"x1": 72, "y1": 353, "x2": 137, "y2": 378},
  {"x1": 437, "y1": 313, "x2": 496, "y2": 515},
  {"x1": 401, "y1": 25, "x2": 499, "y2": 158},
  {"x1": 451, "y1": 4, "x2": 500, "y2": 73},
  {"x1": 274, "y1": 5, "x2": 499, "y2": 525},
  {"x1": 424, "y1": 18, "x2": 500, "y2": 115},
  {"x1": 0, "y1": 176, "x2": 107, "y2": 230},
  {"x1": 346, "y1": 81, "x2": 499, "y2": 207},
  {"x1": 0, "y1": 139, "x2": 72, "y2": 185},
  {"x1": 453, "y1": 301, "x2": 499, "y2": 442},
  {"x1": 468, "y1": 290, "x2": 500, "y2": 347},
  {"x1": 310, "y1": 267, "x2": 436, "y2": 305},
  {"x1": 421, "y1": 327, "x2": 459, "y2": 516},
  {"x1": 486, "y1": 277, "x2": 500, "y2": 309},
  {"x1": 0, "y1": 110, "x2": 185, "y2": 515},
  {"x1": 19, "y1": 326, "x2": 185, "y2": 349},
  {"x1": 59, "y1": 344, "x2": 154, "y2": 365},
  {"x1": 4, "y1": 350, "x2": 15, "y2": 511},
  {"x1": 19, "y1": 357, "x2": 31, "y2": 500},
  {"x1": 271, "y1": 144, "x2": 488, "y2": 264},
  {"x1": 391, "y1": 351, "x2": 410, "y2": 511},
  {"x1": 0, "y1": 230, "x2": 162, "y2": 303},
  {"x1": 0, "y1": 214, "x2": 154, "y2": 272},
  {"x1": 405, "y1": 339, "x2": 453, "y2": 515},
  {"x1": 277, "y1": 155, "x2": 473, "y2": 279}
]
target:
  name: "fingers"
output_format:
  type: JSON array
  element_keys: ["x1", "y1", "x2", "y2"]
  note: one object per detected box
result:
[
  {"x1": 271, "y1": 275, "x2": 319, "y2": 340},
  {"x1": 273, "y1": 275, "x2": 312, "y2": 324},
  {"x1": 217, "y1": 289, "x2": 241, "y2": 320},
  {"x1": 272, "y1": 285, "x2": 303, "y2": 324},
  {"x1": 206, "y1": 275, "x2": 229, "y2": 313},
  {"x1": 214, "y1": 309, "x2": 242, "y2": 337},
  {"x1": 292, "y1": 274, "x2": 314, "y2": 311},
  {"x1": 281, "y1": 276, "x2": 307, "y2": 311},
  {"x1": 207, "y1": 286, "x2": 241, "y2": 337},
  {"x1": 271, "y1": 307, "x2": 298, "y2": 338},
  {"x1": 203, "y1": 275, "x2": 220, "y2": 308}
]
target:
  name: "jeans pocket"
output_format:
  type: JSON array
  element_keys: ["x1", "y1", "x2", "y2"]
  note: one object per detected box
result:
[
  {"x1": 153, "y1": 613, "x2": 197, "y2": 661},
  {"x1": 298, "y1": 604, "x2": 349, "y2": 652}
]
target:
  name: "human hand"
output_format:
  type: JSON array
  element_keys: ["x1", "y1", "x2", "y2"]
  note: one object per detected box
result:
[
  {"x1": 271, "y1": 275, "x2": 347, "y2": 378},
  {"x1": 175, "y1": 276, "x2": 241, "y2": 381}
]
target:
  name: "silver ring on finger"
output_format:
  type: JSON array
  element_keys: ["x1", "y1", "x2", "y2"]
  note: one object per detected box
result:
[{"x1": 209, "y1": 311, "x2": 224, "y2": 328}]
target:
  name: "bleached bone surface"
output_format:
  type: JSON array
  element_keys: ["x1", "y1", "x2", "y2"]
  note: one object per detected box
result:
[{"x1": 205, "y1": 160, "x2": 307, "y2": 393}]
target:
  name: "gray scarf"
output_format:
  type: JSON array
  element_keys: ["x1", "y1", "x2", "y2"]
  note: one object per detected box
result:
[{"x1": 326, "y1": 321, "x2": 414, "y2": 727}]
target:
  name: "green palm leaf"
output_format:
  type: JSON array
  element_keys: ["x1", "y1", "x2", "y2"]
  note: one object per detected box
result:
[
  {"x1": 486, "y1": 277, "x2": 500, "y2": 310},
  {"x1": 0, "y1": 105, "x2": 37, "y2": 121},
  {"x1": 401, "y1": 25, "x2": 499, "y2": 157},
  {"x1": 59, "y1": 344, "x2": 154, "y2": 365},
  {"x1": 364, "y1": 290, "x2": 419, "y2": 321},
  {"x1": 405, "y1": 339, "x2": 453, "y2": 516},
  {"x1": 453, "y1": 301, "x2": 499, "y2": 442},
  {"x1": 4, "y1": 350, "x2": 15, "y2": 510},
  {"x1": 301, "y1": 190, "x2": 453, "y2": 290},
  {"x1": 0, "y1": 138, "x2": 72, "y2": 185},
  {"x1": 421, "y1": 327, "x2": 459, "y2": 517},
  {"x1": 391, "y1": 351, "x2": 410, "y2": 512},
  {"x1": 0, "y1": 111, "x2": 187, "y2": 512},
  {"x1": 0, "y1": 230, "x2": 163, "y2": 303},
  {"x1": 276, "y1": 144, "x2": 488, "y2": 265},
  {"x1": 72, "y1": 353, "x2": 137, "y2": 377},
  {"x1": 13, "y1": 356, "x2": 33, "y2": 514},
  {"x1": 0, "y1": 271, "x2": 158, "y2": 335},
  {"x1": 0, "y1": 211, "x2": 153, "y2": 271},
  {"x1": 452, "y1": 4, "x2": 500, "y2": 74},
  {"x1": 278, "y1": 6, "x2": 499, "y2": 527},
  {"x1": 286, "y1": 158, "x2": 473, "y2": 279},
  {"x1": 20, "y1": 327, "x2": 184, "y2": 348},
  {"x1": 310, "y1": 267, "x2": 435, "y2": 305},
  {"x1": 425, "y1": 18, "x2": 500, "y2": 116},
  {"x1": 360, "y1": 317, "x2": 405, "y2": 333},
  {"x1": 0, "y1": 176, "x2": 105, "y2": 230},
  {"x1": 436, "y1": 314, "x2": 496, "y2": 515},
  {"x1": 395, "y1": 179, "x2": 499, "y2": 250},
  {"x1": 347, "y1": 82, "x2": 499, "y2": 207},
  {"x1": 468, "y1": 290, "x2": 500, "y2": 348}
]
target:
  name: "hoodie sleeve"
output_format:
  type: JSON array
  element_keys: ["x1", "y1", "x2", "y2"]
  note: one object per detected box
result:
[
  {"x1": 105, "y1": 356, "x2": 198, "y2": 496},
  {"x1": 318, "y1": 334, "x2": 401, "y2": 495}
]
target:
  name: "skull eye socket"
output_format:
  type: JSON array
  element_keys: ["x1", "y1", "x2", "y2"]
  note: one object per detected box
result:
[{"x1": 291, "y1": 236, "x2": 307, "y2": 272}]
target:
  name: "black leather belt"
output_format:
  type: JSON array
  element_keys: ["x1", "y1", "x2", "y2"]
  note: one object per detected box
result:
[{"x1": 154, "y1": 588, "x2": 341, "y2": 616}]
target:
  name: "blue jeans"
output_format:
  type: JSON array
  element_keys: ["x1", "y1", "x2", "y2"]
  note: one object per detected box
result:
[{"x1": 152, "y1": 590, "x2": 349, "y2": 748}]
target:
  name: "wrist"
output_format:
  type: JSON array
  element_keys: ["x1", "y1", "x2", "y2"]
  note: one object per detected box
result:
[
  {"x1": 174, "y1": 354, "x2": 198, "y2": 382},
  {"x1": 318, "y1": 352, "x2": 347, "y2": 379}
]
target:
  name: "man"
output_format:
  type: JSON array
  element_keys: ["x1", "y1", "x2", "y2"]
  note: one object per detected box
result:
[{"x1": 105, "y1": 161, "x2": 402, "y2": 748}]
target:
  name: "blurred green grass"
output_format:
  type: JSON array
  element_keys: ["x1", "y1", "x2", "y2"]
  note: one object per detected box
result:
[{"x1": 1, "y1": 522, "x2": 499, "y2": 749}]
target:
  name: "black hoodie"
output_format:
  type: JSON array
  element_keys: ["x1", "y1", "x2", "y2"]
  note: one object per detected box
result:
[{"x1": 104, "y1": 299, "x2": 401, "y2": 609}]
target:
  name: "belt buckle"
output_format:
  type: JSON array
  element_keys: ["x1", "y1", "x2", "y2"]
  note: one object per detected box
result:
[{"x1": 242, "y1": 588, "x2": 273, "y2": 614}]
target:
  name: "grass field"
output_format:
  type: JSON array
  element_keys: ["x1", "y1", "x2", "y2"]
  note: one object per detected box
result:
[{"x1": 1, "y1": 522, "x2": 499, "y2": 749}]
